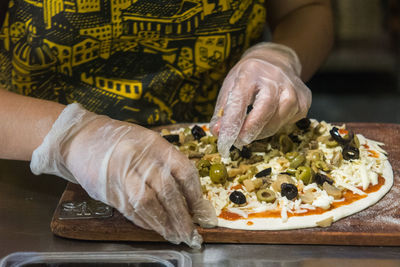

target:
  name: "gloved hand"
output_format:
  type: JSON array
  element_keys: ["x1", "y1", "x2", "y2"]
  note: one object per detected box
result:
[
  {"x1": 210, "y1": 42, "x2": 312, "y2": 157},
  {"x1": 30, "y1": 103, "x2": 217, "y2": 248}
]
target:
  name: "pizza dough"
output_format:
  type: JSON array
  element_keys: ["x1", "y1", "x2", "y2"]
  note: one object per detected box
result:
[{"x1": 161, "y1": 119, "x2": 394, "y2": 230}]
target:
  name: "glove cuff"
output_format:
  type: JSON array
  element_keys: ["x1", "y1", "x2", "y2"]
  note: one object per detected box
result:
[
  {"x1": 241, "y1": 42, "x2": 302, "y2": 77},
  {"x1": 30, "y1": 103, "x2": 89, "y2": 183}
]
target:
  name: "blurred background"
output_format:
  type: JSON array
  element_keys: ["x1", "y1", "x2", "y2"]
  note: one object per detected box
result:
[{"x1": 307, "y1": 0, "x2": 400, "y2": 123}]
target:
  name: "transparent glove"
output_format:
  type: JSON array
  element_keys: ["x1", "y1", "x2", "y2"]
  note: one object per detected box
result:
[
  {"x1": 210, "y1": 42, "x2": 312, "y2": 157},
  {"x1": 30, "y1": 103, "x2": 217, "y2": 248}
]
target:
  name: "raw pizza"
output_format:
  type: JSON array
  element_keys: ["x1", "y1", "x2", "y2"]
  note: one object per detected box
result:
[{"x1": 160, "y1": 119, "x2": 393, "y2": 230}]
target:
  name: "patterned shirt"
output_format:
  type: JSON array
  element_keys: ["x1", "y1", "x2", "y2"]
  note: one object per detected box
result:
[{"x1": 0, "y1": 0, "x2": 266, "y2": 126}]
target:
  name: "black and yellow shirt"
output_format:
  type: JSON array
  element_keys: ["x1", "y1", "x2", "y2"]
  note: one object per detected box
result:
[{"x1": 0, "y1": 0, "x2": 266, "y2": 125}]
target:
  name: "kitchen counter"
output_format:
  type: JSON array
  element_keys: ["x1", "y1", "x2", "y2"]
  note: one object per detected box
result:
[{"x1": 2, "y1": 159, "x2": 400, "y2": 266}]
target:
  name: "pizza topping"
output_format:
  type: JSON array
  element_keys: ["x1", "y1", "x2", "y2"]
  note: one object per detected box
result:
[
  {"x1": 295, "y1": 166, "x2": 313, "y2": 185},
  {"x1": 279, "y1": 134, "x2": 295, "y2": 153},
  {"x1": 209, "y1": 163, "x2": 228, "y2": 184},
  {"x1": 191, "y1": 125, "x2": 206, "y2": 140},
  {"x1": 255, "y1": 167, "x2": 272, "y2": 178},
  {"x1": 330, "y1": 126, "x2": 354, "y2": 146},
  {"x1": 240, "y1": 146, "x2": 252, "y2": 159},
  {"x1": 164, "y1": 119, "x2": 389, "y2": 225},
  {"x1": 256, "y1": 188, "x2": 276, "y2": 203},
  {"x1": 295, "y1": 118, "x2": 311, "y2": 130},
  {"x1": 316, "y1": 216, "x2": 334, "y2": 227},
  {"x1": 322, "y1": 182, "x2": 343, "y2": 199},
  {"x1": 229, "y1": 191, "x2": 247, "y2": 205},
  {"x1": 271, "y1": 174, "x2": 296, "y2": 192},
  {"x1": 163, "y1": 134, "x2": 180, "y2": 144},
  {"x1": 342, "y1": 145, "x2": 360, "y2": 160},
  {"x1": 196, "y1": 159, "x2": 211, "y2": 177},
  {"x1": 281, "y1": 183, "x2": 298, "y2": 200},
  {"x1": 315, "y1": 173, "x2": 334, "y2": 186}
]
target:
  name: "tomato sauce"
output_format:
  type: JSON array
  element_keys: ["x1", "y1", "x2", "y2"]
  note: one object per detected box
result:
[
  {"x1": 231, "y1": 184, "x2": 243, "y2": 190},
  {"x1": 368, "y1": 150, "x2": 380, "y2": 158},
  {"x1": 219, "y1": 176, "x2": 385, "y2": 221}
]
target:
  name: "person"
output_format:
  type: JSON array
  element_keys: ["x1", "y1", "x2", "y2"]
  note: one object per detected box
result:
[{"x1": 0, "y1": 0, "x2": 333, "y2": 248}]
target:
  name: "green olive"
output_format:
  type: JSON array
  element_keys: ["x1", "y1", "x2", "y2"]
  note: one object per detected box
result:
[
  {"x1": 196, "y1": 159, "x2": 211, "y2": 177},
  {"x1": 325, "y1": 138, "x2": 339, "y2": 148},
  {"x1": 285, "y1": 168, "x2": 297, "y2": 176},
  {"x1": 183, "y1": 141, "x2": 198, "y2": 151},
  {"x1": 279, "y1": 135, "x2": 294, "y2": 153},
  {"x1": 313, "y1": 160, "x2": 331, "y2": 172},
  {"x1": 296, "y1": 166, "x2": 312, "y2": 184},
  {"x1": 256, "y1": 188, "x2": 276, "y2": 203},
  {"x1": 285, "y1": 151, "x2": 299, "y2": 161},
  {"x1": 209, "y1": 163, "x2": 228, "y2": 184},
  {"x1": 290, "y1": 154, "x2": 305, "y2": 168},
  {"x1": 204, "y1": 143, "x2": 217, "y2": 154},
  {"x1": 200, "y1": 135, "x2": 217, "y2": 144}
]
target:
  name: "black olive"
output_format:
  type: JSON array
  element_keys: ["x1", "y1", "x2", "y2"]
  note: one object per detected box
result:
[
  {"x1": 246, "y1": 105, "x2": 253, "y2": 114},
  {"x1": 329, "y1": 127, "x2": 354, "y2": 145},
  {"x1": 229, "y1": 191, "x2": 246, "y2": 205},
  {"x1": 163, "y1": 134, "x2": 179, "y2": 144},
  {"x1": 288, "y1": 133, "x2": 301, "y2": 144},
  {"x1": 240, "y1": 146, "x2": 252, "y2": 159},
  {"x1": 281, "y1": 183, "x2": 298, "y2": 200},
  {"x1": 191, "y1": 125, "x2": 206, "y2": 140},
  {"x1": 230, "y1": 145, "x2": 237, "y2": 151},
  {"x1": 315, "y1": 173, "x2": 334, "y2": 186},
  {"x1": 342, "y1": 145, "x2": 360, "y2": 160},
  {"x1": 255, "y1": 167, "x2": 272, "y2": 178},
  {"x1": 295, "y1": 118, "x2": 311, "y2": 130}
]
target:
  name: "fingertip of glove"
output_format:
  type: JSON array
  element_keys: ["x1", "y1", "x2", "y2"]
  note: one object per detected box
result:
[
  {"x1": 192, "y1": 199, "x2": 218, "y2": 228},
  {"x1": 188, "y1": 229, "x2": 203, "y2": 250}
]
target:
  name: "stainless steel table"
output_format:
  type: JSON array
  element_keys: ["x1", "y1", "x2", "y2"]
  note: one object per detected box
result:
[{"x1": 2, "y1": 159, "x2": 400, "y2": 266}]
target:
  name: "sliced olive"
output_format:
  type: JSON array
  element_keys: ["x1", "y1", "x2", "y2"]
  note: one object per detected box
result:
[
  {"x1": 295, "y1": 166, "x2": 312, "y2": 185},
  {"x1": 256, "y1": 188, "x2": 276, "y2": 203},
  {"x1": 209, "y1": 163, "x2": 228, "y2": 184},
  {"x1": 196, "y1": 159, "x2": 211, "y2": 177},
  {"x1": 285, "y1": 168, "x2": 297, "y2": 176},
  {"x1": 191, "y1": 125, "x2": 206, "y2": 140},
  {"x1": 295, "y1": 118, "x2": 311, "y2": 130},
  {"x1": 229, "y1": 190, "x2": 246, "y2": 205},
  {"x1": 315, "y1": 173, "x2": 333, "y2": 186},
  {"x1": 240, "y1": 146, "x2": 252, "y2": 159},
  {"x1": 163, "y1": 134, "x2": 179, "y2": 144},
  {"x1": 285, "y1": 151, "x2": 299, "y2": 161},
  {"x1": 255, "y1": 167, "x2": 272, "y2": 178},
  {"x1": 313, "y1": 160, "x2": 331, "y2": 172},
  {"x1": 281, "y1": 183, "x2": 298, "y2": 200},
  {"x1": 329, "y1": 127, "x2": 354, "y2": 145},
  {"x1": 342, "y1": 145, "x2": 360, "y2": 160},
  {"x1": 289, "y1": 154, "x2": 305, "y2": 169}
]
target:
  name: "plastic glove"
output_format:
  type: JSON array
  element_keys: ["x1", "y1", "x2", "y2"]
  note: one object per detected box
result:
[
  {"x1": 210, "y1": 42, "x2": 312, "y2": 157},
  {"x1": 30, "y1": 103, "x2": 217, "y2": 248}
]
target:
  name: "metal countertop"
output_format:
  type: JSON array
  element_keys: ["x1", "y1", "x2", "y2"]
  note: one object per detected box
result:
[{"x1": 2, "y1": 159, "x2": 400, "y2": 266}]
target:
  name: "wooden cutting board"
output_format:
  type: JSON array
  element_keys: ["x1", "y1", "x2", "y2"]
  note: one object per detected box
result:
[{"x1": 51, "y1": 123, "x2": 400, "y2": 245}]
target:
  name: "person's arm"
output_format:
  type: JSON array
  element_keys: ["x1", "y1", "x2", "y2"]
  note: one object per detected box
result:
[
  {"x1": 0, "y1": 89, "x2": 216, "y2": 248},
  {"x1": 266, "y1": 0, "x2": 334, "y2": 81},
  {"x1": 0, "y1": 89, "x2": 64, "y2": 160},
  {"x1": 210, "y1": 0, "x2": 333, "y2": 156}
]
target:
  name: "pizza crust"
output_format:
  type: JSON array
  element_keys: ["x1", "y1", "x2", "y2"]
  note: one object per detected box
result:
[{"x1": 217, "y1": 159, "x2": 393, "y2": 230}]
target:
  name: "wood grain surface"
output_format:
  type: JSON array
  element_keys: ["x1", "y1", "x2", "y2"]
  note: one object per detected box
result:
[{"x1": 50, "y1": 123, "x2": 400, "y2": 245}]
